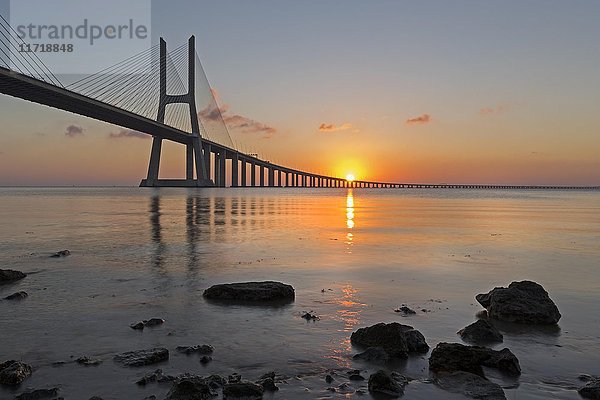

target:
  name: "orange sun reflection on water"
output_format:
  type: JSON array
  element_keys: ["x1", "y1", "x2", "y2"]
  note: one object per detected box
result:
[{"x1": 346, "y1": 190, "x2": 355, "y2": 248}]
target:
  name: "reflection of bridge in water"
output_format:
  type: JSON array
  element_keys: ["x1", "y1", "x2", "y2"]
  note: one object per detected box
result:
[{"x1": 0, "y1": 19, "x2": 597, "y2": 190}]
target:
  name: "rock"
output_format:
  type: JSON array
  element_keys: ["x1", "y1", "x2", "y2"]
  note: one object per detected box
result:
[
  {"x1": 0, "y1": 269, "x2": 26, "y2": 283},
  {"x1": 136, "y1": 369, "x2": 168, "y2": 386},
  {"x1": 301, "y1": 311, "x2": 319, "y2": 321},
  {"x1": 458, "y1": 320, "x2": 503, "y2": 343},
  {"x1": 15, "y1": 387, "x2": 59, "y2": 400},
  {"x1": 435, "y1": 371, "x2": 506, "y2": 400},
  {"x1": 0, "y1": 360, "x2": 33, "y2": 385},
  {"x1": 394, "y1": 305, "x2": 416, "y2": 316},
  {"x1": 429, "y1": 343, "x2": 520, "y2": 377},
  {"x1": 176, "y1": 345, "x2": 214, "y2": 355},
  {"x1": 76, "y1": 356, "x2": 102, "y2": 366},
  {"x1": 50, "y1": 250, "x2": 70, "y2": 258},
  {"x1": 203, "y1": 281, "x2": 294, "y2": 303},
  {"x1": 4, "y1": 291, "x2": 28, "y2": 300},
  {"x1": 476, "y1": 281, "x2": 561, "y2": 324},
  {"x1": 130, "y1": 318, "x2": 165, "y2": 330},
  {"x1": 367, "y1": 370, "x2": 409, "y2": 398},
  {"x1": 349, "y1": 373, "x2": 365, "y2": 381},
  {"x1": 579, "y1": 378, "x2": 600, "y2": 399},
  {"x1": 351, "y1": 322, "x2": 428, "y2": 358},
  {"x1": 353, "y1": 347, "x2": 390, "y2": 363},
  {"x1": 256, "y1": 372, "x2": 278, "y2": 392},
  {"x1": 325, "y1": 374, "x2": 334, "y2": 383},
  {"x1": 222, "y1": 382, "x2": 264, "y2": 399},
  {"x1": 144, "y1": 318, "x2": 165, "y2": 327},
  {"x1": 199, "y1": 356, "x2": 212, "y2": 365},
  {"x1": 113, "y1": 348, "x2": 169, "y2": 367},
  {"x1": 130, "y1": 322, "x2": 145, "y2": 330},
  {"x1": 89, "y1": 397, "x2": 104, "y2": 400},
  {"x1": 165, "y1": 375, "x2": 217, "y2": 400},
  {"x1": 228, "y1": 373, "x2": 242, "y2": 384}
]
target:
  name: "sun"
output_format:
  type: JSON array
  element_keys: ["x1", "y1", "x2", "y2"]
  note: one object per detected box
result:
[{"x1": 346, "y1": 174, "x2": 356, "y2": 182}]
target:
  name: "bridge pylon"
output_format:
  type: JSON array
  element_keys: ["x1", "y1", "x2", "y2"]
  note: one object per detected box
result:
[{"x1": 140, "y1": 36, "x2": 213, "y2": 187}]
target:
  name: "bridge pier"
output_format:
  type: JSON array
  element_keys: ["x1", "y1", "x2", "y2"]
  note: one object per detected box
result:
[{"x1": 231, "y1": 152, "x2": 239, "y2": 187}]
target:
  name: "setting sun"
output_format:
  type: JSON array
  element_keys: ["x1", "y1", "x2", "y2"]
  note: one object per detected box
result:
[{"x1": 346, "y1": 174, "x2": 356, "y2": 182}]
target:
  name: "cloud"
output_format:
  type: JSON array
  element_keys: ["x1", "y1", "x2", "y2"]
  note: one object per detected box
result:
[
  {"x1": 318, "y1": 123, "x2": 354, "y2": 132},
  {"x1": 65, "y1": 124, "x2": 84, "y2": 137},
  {"x1": 405, "y1": 114, "x2": 431, "y2": 125},
  {"x1": 479, "y1": 104, "x2": 508, "y2": 116},
  {"x1": 198, "y1": 89, "x2": 277, "y2": 139},
  {"x1": 108, "y1": 129, "x2": 149, "y2": 139}
]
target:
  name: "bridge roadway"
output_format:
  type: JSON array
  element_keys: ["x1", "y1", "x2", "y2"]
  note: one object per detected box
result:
[{"x1": 1, "y1": 67, "x2": 598, "y2": 191}]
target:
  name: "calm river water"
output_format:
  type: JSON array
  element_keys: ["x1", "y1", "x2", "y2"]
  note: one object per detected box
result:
[{"x1": 0, "y1": 188, "x2": 599, "y2": 399}]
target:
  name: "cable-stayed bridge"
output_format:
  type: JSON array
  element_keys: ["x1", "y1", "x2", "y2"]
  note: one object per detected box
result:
[{"x1": 0, "y1": 20, "x2": 597, "y2": 190}]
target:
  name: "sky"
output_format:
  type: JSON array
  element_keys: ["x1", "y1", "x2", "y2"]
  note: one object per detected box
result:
[{"x1": 0, "y1": 0, "x2": 599, "y2": 186}]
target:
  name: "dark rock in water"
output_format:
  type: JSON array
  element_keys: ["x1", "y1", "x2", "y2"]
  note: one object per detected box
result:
[
  {"x1": 203, "y1": 281, "x2": 294, "y2": 303},
  {"x1": 0, "y1": 360, "x2": 33, "y2": 385},
  {"x1": 199, "y1": 356, "x2": 212, "y2": 365},
  {"x1": 349, "y1": 373, "x2": 365, "y2": 381},
  {"x1": 144, "y1": 318, "x2": 165, "y2": 327},
  {"x1": 0, "y1": 269, "x2": 26, "y2": 283},
  {"x1": 165, "y1": 376, "x2": 217, "y2": 400},
  {"x1": 458, "y1": 320, "x2": 503, "y2": 343},
  {"x1": 476, "y1": 281, "x2": 561, "y2": 324},
  {"x1": 176, "y1": 345, "x2": 214, "y2": 355},
  {"x1": 435, "y1": 371, "x2": 506, "y2": 400},
  {"x1": 325, "y1": 374, "x2": 334, "y2": 384},
  {"x1": 579, "y1": 378, "x2": 600, "y2": 399},
  {"x1": 130, "y1": 318, "x2": 165, "y2": 330},
  {"x1": 394, "y1": 305, "x2": 416, "y2": 316},
  {"x1": 15, "y1": 387, "x2": 59, "y2": 400},
  {"x1": 76, "y1": 356, "x2": 102, "y2": 366},
  {"x1": 353, "y1": 347, "x2": 390, "y2": 363},
  {"x1": 4, "y1": 291, "x2": 28, "y2": 300},
  {"x1": 222, "y1": 382, "x2": 264, "y2": 399},
  {"x1": 50, "y1": 250, "x2": 70, "y2": 258},
  {"x1": 429, "y1": 343, "x2": 520, "y2": 377},
  {"x1": 228, "y1": 373, "x2": 242, "y2": 384},
  {"x1": 351, "y1": 322, "x2": 428, "y2": 358},
  {"x1": 130, "y1": 322, "x2": 145, "y2": 330},
  {"x1": 114, "y1": 348, "x2": 169, "y2": 367},
  {"x1": 301, "y1": 311, "x2": 319, "y2": 321},
  {"x1": 89, "y1": 397, "x2": 104, "y2": 400},
  {"x1": 367, "y1": 370, "x2": 409, "y2": 398},
  {"x1": 256, "y1": 372, "x2": 278, "y2": 392},
  {"x1": 136, "y1": 369, "x2": 167, "y2": 386}
]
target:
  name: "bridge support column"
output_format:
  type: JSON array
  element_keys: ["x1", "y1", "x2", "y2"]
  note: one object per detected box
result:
[
  {"x1": 278, "y1": 170, "x2": 282, "y2": 187},
  {"x1": 231, "y1": 152, "x2": 238, "y2": 187},
  {"x1": 260, "y1": 165, "x2": 265, "y2": 187},
  {"x1": 268, "y1": 167, "x2": 275, "y2": 187},
  {"x1": 241, "y1": 160, "x2": 247, "y2": 187},
  {"x1": 251, "y1": 162, "x2": 256, "y2": 187},
  {"x1": 145, "y1": 137, "x2": 162, "y2": 185},
  {"x1": 219, "y1": 151, "x2": 226, "y2": 187},
  {"x1": 214, "y1": 151, "x2": 220, "y2": 186}
]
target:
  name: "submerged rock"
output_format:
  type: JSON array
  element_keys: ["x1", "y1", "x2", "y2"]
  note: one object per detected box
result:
[
  {"x1": 165, "y1": 375, "x2": 217, "y2": 400},
  {"x1": 222, "y1": 382, "x2": 264, "y2": 399},
  {"x1": 394, "y1": 305, "x2": 416, "y2": 316},
  {"x1": 4, "y1": 291, "x2": 28, "y2": 300},
  {"x1": 367, "y1": 370, "x2": 409, "y2": 398},
  {"x1": 476, "y1": 281, "x2": 561, "y2": 324},
  {"x1": 353, "y1": 346, "x2": 390, "y2": 363},
  {"x1": 429, "y1": 343, "x2": 520, "y2": 377},
  {"x1": 435, "y1": 371, "x2": 506, "y2": 400},
  {"x1": 301, "y1": 311, "x2": 319, "y2": 321},
  {"x1": 458, "y1": 320, "x2": 503, "y2": 343},
  {"x1": 50, "y1": 250, "x2": 70, "y2": 258},
  {"x1": 351, "y1": 322, "x2": 428, "y2": 358},
  {"x1": 203, "y1": 281, "x2": 294, "y2": 302},
  {"x1": 15, "y1": 387, "x2": 59, "y2": 400},
  {"x1": 0, "y1": 269, "x2": 26, "y2": 283},
  {"x1": 579, "y1": 378, "x2": 600, "y2": 399},
  {"x1": 256, "y1": 372, "x2": 278, "y2": 392},
  {"x1": 199, "y1": 356, "x2": 212, "y2": 365},
  {"x1": 130, "y1": 318, "x2": 165, "y2": 330},
  {"x1": 114, "y1": 348, "x2": 169, "y2": 367},
  {"x1": 76, "y1": 356, "x2": 102, "y2": 366},
  {"x1": 0, "y1": 360, "x2": 33, "y2": 385},
  {"x1": 176, "y1": 345, "x2": 214, "y2": 355}
]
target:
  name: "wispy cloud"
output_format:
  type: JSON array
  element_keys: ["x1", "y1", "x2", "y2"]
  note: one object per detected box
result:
[
  {"x1": 108, "y1": 129, "x2": 149, "y2": 139},
  {"x1": 198, "y1": 89, "x2": 277, "y2": 139},
  {"x1": 318, "y1": 123, "x2": 354, "y2": 132},
  {"x1": 405, "y1": 114, "x2": 431, "y2": 125},
  {"x1": 479, "y1": 104, "x2": 508, "y2": 116},
  {"x1": 65, "y1": 124, "x2": 84, "y2": 137}
]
